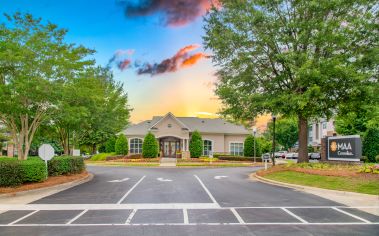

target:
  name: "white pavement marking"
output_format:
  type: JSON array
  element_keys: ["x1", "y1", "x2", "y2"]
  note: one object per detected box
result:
[
  {"x1": 157, "y1": 177, "x2": 172, "y2": 182},
  {"x1": 332, "y1": 207, "x2": 371, "y2": 223},
  {"x1": 66, "y1": 209, "x2": 88, "y2": 225},
  {"x1": 183, "y1": 209, "x2": 189, "y2": 224},
  {"x1": 125, "y1": 209, "x2": 137, "y2": 224},
  {"x1": 230, "y1": 208, "x2": 245, "y2": 224},
  {"x1": 193, "y1": 175, "x2": 220, "y2": 207},
  {"x1": 117, "y1": 176, "x2": 146, "y2": 204},
  {"x1": 281, "y1": 207, "x2": 308, "y2": 223},
  {"x1": 1, "y1": 222, "x2": 378, "y2": 227},
  {"x1": 8, "y1": 210, "x2": 39, "y2": 225},
  {"x1": 214, "y1": 176, "x2": 228, "y2": 180},
  {"x1": 108, "y1": 178, "x2": 130, "y2": 183}
]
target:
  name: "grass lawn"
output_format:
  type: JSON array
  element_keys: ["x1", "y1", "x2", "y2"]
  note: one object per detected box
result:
[
  {"x1": 264, "y1": 170, "x2": 379, "y2": 195},
  {"x1": 177, "y1": 162, "x2": 258, "y2": 167}
]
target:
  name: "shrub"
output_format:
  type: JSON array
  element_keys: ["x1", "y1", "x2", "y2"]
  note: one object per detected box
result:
[
  {"x1": 90, "y1": 152, "x2": 115, "y2": 161},
  {"x1": 0, "y1": 159, "x2": 24, "y2": 186},
  {"x1": 105, "y1": 136, "x2": 117, "y2": 153},
  {"x1": 142, "y1": 132, "x2": 158, "y2": 158},
  {"x1": 244, "y1": 135, "x2": 261, "y2": 157},
  {"x1": 48, "y1": 156, "x2": 85, "y2": 176},
  {"x1": 0, "y1": 157, "x2": 47, "y2": 186},
  {"x1": 363, "y1": 127, "x2": 379, "y2": 163},
  {"x1": 189, "y1": 130, "x2": 203, "y2": 158},
  {"x1": 115, "y1": 134, "x2": 129, "y2": 155},
  {"x1": 376, "y1": 155, "x2": 379, "y2": 163},
  {"x1": 20, "y1": 158, "x2": 47, "y2": 182},
  {"x1": 217, "y1": 156, "x2": 261, "y2": 162}
]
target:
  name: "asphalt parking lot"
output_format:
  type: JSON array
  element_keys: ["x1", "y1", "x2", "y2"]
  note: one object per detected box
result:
[{"x1": 0, "y1": 166, "x2": 378, "y2": 235}]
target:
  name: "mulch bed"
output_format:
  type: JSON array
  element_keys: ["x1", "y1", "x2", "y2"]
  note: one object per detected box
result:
[
  {"x1": 0, "y1": 171, "x2": 89, "y2": 194},
  {"x1": 257, "y1": 165, "x2": 379, "y2": 180}
]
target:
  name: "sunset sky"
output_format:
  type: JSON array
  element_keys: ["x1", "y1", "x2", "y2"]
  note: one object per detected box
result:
[{"x1": 2, "y1": 0, "x2": 269, "y2": 131}]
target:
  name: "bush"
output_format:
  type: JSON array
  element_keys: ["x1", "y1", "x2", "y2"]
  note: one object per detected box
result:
[
  {"x1": 189, "y1": 130, "x2": 203, "y2": 158},
  {"x1": 0, "y1": 157, "x2": 46, "y2": 186},
  {"x1": 105, "y1": 136, "x2": 117, "y2": 153},
  {"x1": 0, "y1": 158, "x2": 24, "y2": 186},
  {"x1": 142, "y1": 132, "x2": 158, "y2": 158},
  {"x1": 90, "y1": 152, "x2": 115, "y2": 161},
  {"x1": 115, "y1": 134, "x2": 129, "y2": 155},
  {"x1": 217, "y1": 156, "x2": 261, "y2": 162},
  {"x1": 244, "y1": 135, "x2": 261, "y2": 157},
  {"x1": 376, "y1": 155, "x2": 379, "y2": 163},
  {"x1": 48, "y1": 156, "x2": 85, "y2": 176},
  {"x1": 363, "y1": 127, "x2": 379, "y2": 163}
]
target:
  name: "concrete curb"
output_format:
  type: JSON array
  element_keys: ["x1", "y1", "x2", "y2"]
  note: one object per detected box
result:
[
  {"x1": 0, "y1": 173, "x2": 93, "y2": 202},
  {"x1": 252, "y1": 173, "x2": 379, "y2": 216}
]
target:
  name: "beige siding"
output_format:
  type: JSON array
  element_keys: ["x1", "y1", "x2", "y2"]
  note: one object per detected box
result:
[
  {"x1": 152, "y1": 115, "x2": 189, "y2": 139},
  {"x1": 224, "y1": 135, "x2": 248, "y2": 153},
  {"x1": 201, "y1": 134, "x2": 225, "y2": 153}
]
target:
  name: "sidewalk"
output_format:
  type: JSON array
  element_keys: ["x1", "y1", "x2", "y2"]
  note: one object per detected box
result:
[
  {"x1": 160, "y1": 157, "x2": 176, "y2": 167},
  {"x1": 253, "y1": 173, "x2": 379, "y2": 216}
]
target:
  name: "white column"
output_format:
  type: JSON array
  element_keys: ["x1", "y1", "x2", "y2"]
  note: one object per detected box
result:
[{"x1": 186, "y1": 139, "x2": 189, "y2": 151}]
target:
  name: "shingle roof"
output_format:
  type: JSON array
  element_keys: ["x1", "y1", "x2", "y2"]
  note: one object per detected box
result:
[{"x1": 123, "y1": 114, "x2": 250, "y2": 135}]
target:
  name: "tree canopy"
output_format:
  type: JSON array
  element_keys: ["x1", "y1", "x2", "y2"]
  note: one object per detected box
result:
[
  {"x1": 204, "y1": 0, "x2": 378, "y2": 162},
  {"x1": 189, "y1": 130, "x2": 203, "y2": 158}
]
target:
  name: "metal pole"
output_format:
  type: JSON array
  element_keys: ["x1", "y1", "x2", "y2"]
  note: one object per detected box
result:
[
  {"x1": 272, "y1": 116, "x2": 276, "y2": 166},
  {"x1": 253, "y1": 132, "x2": 256, "y2": 163}
]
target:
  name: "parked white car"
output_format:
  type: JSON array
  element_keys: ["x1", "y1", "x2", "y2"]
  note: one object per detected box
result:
[
  {"x1": 285, "y1": 152, "x2": 298, "y2": 159},
  {"x1": 275, "y1": 151, "x2": 287, "y2": 158}
]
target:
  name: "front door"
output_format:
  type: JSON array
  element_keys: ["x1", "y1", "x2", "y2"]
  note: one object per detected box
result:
[{"x1": 163, "y1": 141, "x2": 177, "y2": 157}]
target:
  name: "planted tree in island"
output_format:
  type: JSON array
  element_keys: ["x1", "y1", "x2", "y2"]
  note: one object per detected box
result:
[
  {"x1": 189, "y1": 130, "x2": 203, "y2": 158},
  {"x1": 115, "y1": 134, "x2": 128, "y2": 155},
  {"x1": 204, "y1": 0, "x2": 378, "y2": 162},
  {"x1": 142, "y1": 132, "x2": 158, "y2": 158}
]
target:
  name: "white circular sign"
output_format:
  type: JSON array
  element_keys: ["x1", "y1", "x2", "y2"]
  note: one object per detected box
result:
[{"x1": 38, "y1": 144, "x2": 55, "y2": 161}]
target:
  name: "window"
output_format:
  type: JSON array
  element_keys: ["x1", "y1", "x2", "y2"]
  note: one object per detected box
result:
[
  {"x1": 130, "y1": 138, "x2": 143, "y2": 154},
  {"x1": 322, "y1": 122, "x2": 327, "y2": 129},
  {"x1": 203, "y1": 140, "x2": 212, "y2": 156},
  {"x1": 230, "y1": 142, "x2": 243, "y2": 156}
]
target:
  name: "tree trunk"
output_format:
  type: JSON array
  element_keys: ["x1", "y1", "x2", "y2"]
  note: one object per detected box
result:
[
  {"x1": 298, "y1": 115, "x2": 309, "y2": 163},
  {"x1": 92, "y1": 144, "x2": 97, "y2": 155},
  {"x1": 58, "y1": 128, "x2": 69, "y2": 155}
]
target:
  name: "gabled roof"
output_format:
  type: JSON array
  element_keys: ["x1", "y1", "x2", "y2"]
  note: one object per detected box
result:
[
  {"x1": 123, "y1": 112, "x2": 250, "y2": 136},
  {"x1": 149, "y1": 112, "x2": 190, "y2": 130}
]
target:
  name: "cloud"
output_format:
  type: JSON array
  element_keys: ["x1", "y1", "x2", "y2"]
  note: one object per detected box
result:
[
  {"x1": 121, "y1": 0, "x2": 221, "y2": 27},
  {"x1": 107, "y1": 49, "x2": 135, "y2": 71},
  {"x1": 136, "y1": 44, "x2": 209, "y2": 76}
]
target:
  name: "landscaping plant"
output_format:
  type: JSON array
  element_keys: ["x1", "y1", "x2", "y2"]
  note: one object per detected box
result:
[
  {"x1": 189, "y1": 130, "x2": 203, "y2": 158},
  {"x1": 115, "y1": 134, "x2": 128, "y2": 155},
  {"x1": 142, "y1": 132, "x2": 158, "y2": 158}
]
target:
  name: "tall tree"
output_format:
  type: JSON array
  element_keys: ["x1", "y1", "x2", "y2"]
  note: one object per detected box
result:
[
  {"x1": 204, "y1": 0, "x2": 378, "y2": 162},
  {"x1": 0, "y1": 13, "x2": 94, "y2": 160}
]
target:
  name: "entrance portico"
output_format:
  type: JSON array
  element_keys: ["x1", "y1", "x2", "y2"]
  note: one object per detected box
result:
[{"x1": 158, "y1": 136, "x2": 190, "y2": 158}]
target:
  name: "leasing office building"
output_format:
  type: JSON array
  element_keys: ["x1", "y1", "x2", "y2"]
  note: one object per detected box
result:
[{"x1": 122, "y1": 112, "x2": 250, "y2": 158}]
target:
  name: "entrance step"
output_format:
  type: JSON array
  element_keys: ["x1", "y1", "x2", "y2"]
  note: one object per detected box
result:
[{"x1": 160, "y1": 158, "x2": 177, "y2": 167}]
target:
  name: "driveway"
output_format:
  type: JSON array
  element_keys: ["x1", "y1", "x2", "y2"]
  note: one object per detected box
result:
[{"x1": 0, "y1": 166, "x2": 378, "y2": 235}]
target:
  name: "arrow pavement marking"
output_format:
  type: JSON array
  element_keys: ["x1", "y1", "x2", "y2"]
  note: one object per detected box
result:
[
  {"x1": 157, "y1": 178, "x2": 172, "y2": 182},
  {"x1": 108, "y1": 178, "x2": 130, "y2": 183},
  {"x1": 214, "y1": 176, "x2": 228, "y2": 180}
]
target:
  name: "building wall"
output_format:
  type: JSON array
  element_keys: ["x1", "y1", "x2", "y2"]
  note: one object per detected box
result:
[
  {"x1": 224, "y1": 134, "x2": 248, "y2": 153},
  {"x1": 151, "y1": 115, "x2": 189, "y2": 139},
  {"x1": 202, "y1": 133, "x2": 225, "y2": 153},
  {"x1": 309, "y1": 119, "x2": 336, "y2": 147}
]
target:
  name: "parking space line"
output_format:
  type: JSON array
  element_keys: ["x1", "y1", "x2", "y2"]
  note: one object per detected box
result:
[
  {"x1": 281, "y1": 208, "x2": 308, "y2": 223},
  {"x1": 230, "y1": 208, "x2": 245, "y2": 224},
  {"x1": 183, "y1": 209, "x2": 189, "y2": 224},
  {"x1": 125, "y1": 209, "x2": 137, "y2": 224},
  {"x1": 117, "y1": 176, "x2": 146, "y2": 204},
  {"x1": 332, "y1": 207, "x2": 371, "y2": 223},
  {"x1": 193, "y1": 175, "x2": 220, "y2": 207},
  {"x1": 7, "y1": 210, "x2": 39, "y2": 225},
  {"x1": 66, "y1": 209, "x2": 88, "y2": 225}
]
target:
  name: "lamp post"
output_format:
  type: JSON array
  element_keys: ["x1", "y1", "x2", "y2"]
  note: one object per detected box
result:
[
  {"x1": 271, "y1": 115, "x2": 276, "y2": 166},
  {"x1": 253, "y1": 127, "x2": 257, "y2": 163}
]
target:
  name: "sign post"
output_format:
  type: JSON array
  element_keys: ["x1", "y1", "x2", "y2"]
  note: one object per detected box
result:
[
  {"x1": 327, "y1": 135, "x2": 362, "y2": 162},
  {"x1": 38, "y1": 144, "x2": 55, "y2": 178}
]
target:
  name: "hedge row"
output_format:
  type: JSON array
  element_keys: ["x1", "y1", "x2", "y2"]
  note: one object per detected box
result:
[
  {"x1": 0, "y1": 156, "x2": 85, "y2": 187},
  {"x1": 217, "y1": 156, "x2": 262, "y2": 162}
]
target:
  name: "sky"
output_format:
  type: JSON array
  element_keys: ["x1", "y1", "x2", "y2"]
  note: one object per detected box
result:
[{"x1": 1, "y1": 0, "x2": 269, "y2": 131}]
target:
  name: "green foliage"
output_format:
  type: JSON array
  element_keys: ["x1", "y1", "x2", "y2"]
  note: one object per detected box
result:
[
  {"x1": 266, "y1": 117, "x2": 299, "y2": 150},
  {"x1": 363, "y1": 127, "x2": 379, "y2": 163},
  {"x1": 217, "y1": 156, "x2": 261, "y2": 162},
  {"x1": 257, "y1": 137, "x2": 272, "y2": 154},
  {"x1": 244, "y1": 135, "x2": 261, "y2": 157},
  {"x1": 0, "y1": 157, "x2": 46, "y2": 186},
  {"x1": 90, "y1": 153, "x2": 115, "y2": 161},
  {"x1": 359, "y1": 164, "x2": 379, "y2": 174},
  {"x1": 115, "y1": 134, "x2": 128, "y2": 155},
  {"x1": 189, "y1": 131, "x2": 203, "y2": 158},
  {"x1": 105, "y1": 136, "x2": 117, "y2": 153},
  {"x1": 142, "y1": 132, "x2": 158, "y2": 158},
  {"x1": 48, "y1": 156, "x2": 85, "y2": 176},
  {"x1": 203, "y1": 0, "x2": 378, "y2": 162}
]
